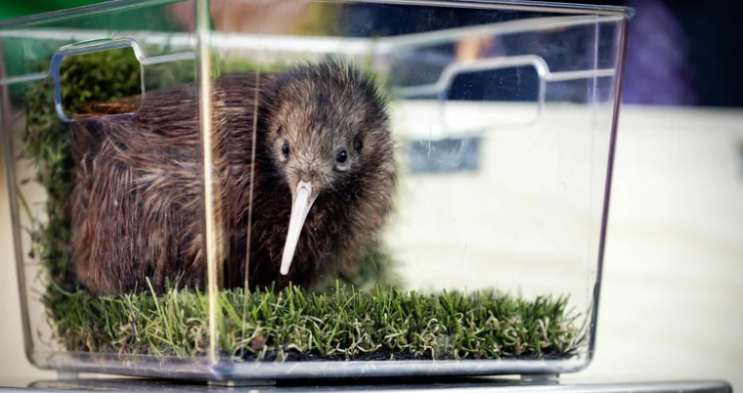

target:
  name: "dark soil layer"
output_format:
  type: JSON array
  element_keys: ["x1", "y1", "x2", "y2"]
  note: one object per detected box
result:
[{"x1": 239, "y1": 347, "x2": 579, "y2": 362}]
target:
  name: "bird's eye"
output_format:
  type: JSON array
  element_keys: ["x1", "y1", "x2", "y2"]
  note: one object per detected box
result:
[
  {"x1": 336, "y1": 150, "x2": 348, "y2": 164},
  {"x1": 282, "y1": 141, "x2": 290, "y2": 156}
]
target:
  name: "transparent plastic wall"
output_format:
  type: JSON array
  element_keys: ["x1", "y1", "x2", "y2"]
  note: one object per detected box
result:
[{"x1": 0, "y1": 0, "x2": 630, "y2": 382}]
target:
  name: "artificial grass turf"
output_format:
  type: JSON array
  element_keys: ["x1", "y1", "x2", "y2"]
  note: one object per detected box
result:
[
  {"x1": 18, "y1": 48, "x2": 585, "y2": 363},
  {"x1": 49, "y1": 282, "x2": 581, "y2": 361}
]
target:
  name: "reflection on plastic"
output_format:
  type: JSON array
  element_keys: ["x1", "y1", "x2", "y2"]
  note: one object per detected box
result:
[
  {"x1": 440, "y1": 65, "x2": 541, "y2": 133},
  {"x1": 407, "y1": 137, "x2": 481, "y2": 174},
  {"x1": 446, "y1": 66, "x2": 539, "y2": 102}
]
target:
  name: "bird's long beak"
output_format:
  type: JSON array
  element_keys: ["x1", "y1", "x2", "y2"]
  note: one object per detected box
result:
[{"x1": 280, "y1": 180, "x2": 317, "y2": 275}]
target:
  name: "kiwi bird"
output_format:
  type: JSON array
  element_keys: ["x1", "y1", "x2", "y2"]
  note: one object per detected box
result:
[{"x1": 70, "y1": 61, "x2": 397, "y2": 295}]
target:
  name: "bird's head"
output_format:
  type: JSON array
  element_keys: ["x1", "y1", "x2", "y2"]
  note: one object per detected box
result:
[{"x1": 262, "y1": 61, "x2": 393, "y2": 276}]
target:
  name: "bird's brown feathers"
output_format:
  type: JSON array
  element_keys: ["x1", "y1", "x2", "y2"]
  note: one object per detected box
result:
[{"x1": 70, "y1": 62, "x2": 396, "y2": 295}]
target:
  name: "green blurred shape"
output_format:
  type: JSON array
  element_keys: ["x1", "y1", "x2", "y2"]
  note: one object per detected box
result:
[
  {"x1": 0, "y1": 1, "x2": 186, "y2": 98},
  {"x1": 0, "y1": 1, "x2": 107, "y2": 21}
]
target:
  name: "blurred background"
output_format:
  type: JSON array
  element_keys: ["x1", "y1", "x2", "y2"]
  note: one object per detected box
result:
[{"x1": 0, "y1": 0, "x2": 742, "y2": 390}]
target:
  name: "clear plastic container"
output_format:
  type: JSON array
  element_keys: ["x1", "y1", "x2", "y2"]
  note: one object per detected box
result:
[{"x1": 0, "y1": 0, "x2": 632, "y2": 383}]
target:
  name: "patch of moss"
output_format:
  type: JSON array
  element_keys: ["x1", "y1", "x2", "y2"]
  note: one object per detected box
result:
[{"x1": 18, "y1": 46, "x2": 585, "y2": 363}]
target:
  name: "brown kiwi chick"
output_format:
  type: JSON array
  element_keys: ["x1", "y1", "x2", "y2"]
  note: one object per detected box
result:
[{"x1": 70, "y1": 60, "x2": 396, "y2": 295}]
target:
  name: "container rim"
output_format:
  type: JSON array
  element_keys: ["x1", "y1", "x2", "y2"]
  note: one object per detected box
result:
[{"x1": 0, "y1": 0, "x2": 634, "y2": 30}]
